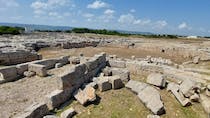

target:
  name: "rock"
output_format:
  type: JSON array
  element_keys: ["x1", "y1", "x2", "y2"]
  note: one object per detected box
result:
[
  {"x1": 74, "y1": 86, "x2": 96, "y2": 105},
  {"x1": 108, "y1": 60, "x2": 126, "y2": 68},
  {"x1": 16, "y1": 103, "x2": 49, "y2": 118},
  {"x1": 28, "y1": 63, "x2": 47, "y2": 77},
  {"x1": 16, "y1": 63, "x2": 29, "y2": 75},
  {"x1": 60, "y1": 107, "x2": 76, "y2": 118},
  {"x1": 97, "y1": 78, "x2": 112, "y2": 92},
  {"x1": 147, "y1": 73, "x2": 166, "y2": 88},
  {"x1": 193, "y1": 56, "x2": 200, "y2": 64},
  {"x1": 200, "y1": 94, "x2": 210, "y2": 117},
  {"x1": 190, "y1": 93, "x2": 200, "y2": 102},
  {"x1": 179, "y1": 79, "x2": 197, "y2": 98},
  {"x1": 167, "y1": 83, "x2": 191, "y2": 107},
  {"x1": 71, "y1": 57, "x2": 80, "y2": 65},
  {"x1": 85, "y1": 82, "x2": 98, "y2": 89},
  {"x1": 138, "y1": 86, "x2": 165, "y2": 115},
  {"x1": 131, "y1": 56, "x2": 135, "y2": 60},
  {"x1": 206, "y1": 89, "x2": 210, "y2": 97},
  {"x1": 111, "y1": 68, "x2": 130, "y2": 82},
  {"x1": 43, "y1": 115, "x2": 58, "y2": 118},
  {"x1": 55, "y1": 63, "x2": 63, "y2": 68},
  {"x1": 108, "y1": 75, "x2": 124, "y2": 89},
  {"x1": 147, "y1": 114, "x2": 160, "y2": 118},
  {"x1": 0, "y1": 66, "x2": 18, "y2": 82},
  {"x1": 125, "y1": 80, "x2": 148, "y2": 94},
  {"x1": 23, "y1": 71, "x2": 36, "y2": 77},
  {"x1": 102, "y1": 67, "x2": 112, "y2": 76}
]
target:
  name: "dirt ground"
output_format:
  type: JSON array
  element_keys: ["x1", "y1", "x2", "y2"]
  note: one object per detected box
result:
[
  {"x1": 39, "y1": 46, "x2": 189, "y2": 64},
  {"x1": 0, "y1": 64, "x2": 74, "y2": 118}
]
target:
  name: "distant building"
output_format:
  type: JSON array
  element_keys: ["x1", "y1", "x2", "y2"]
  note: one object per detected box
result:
[{"x1": 187, "y1": 36, "x2": 198, "y2": 39}]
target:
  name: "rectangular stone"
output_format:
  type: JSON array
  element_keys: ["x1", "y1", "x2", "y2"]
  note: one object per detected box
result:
[{"x1": 28, "y1": 64, "x2": 47, "y2": 77}]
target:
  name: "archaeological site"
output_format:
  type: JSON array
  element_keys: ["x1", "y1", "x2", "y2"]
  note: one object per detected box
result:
[{"x1": 0, "y1": 32, "x2": 210, "y2": 118}]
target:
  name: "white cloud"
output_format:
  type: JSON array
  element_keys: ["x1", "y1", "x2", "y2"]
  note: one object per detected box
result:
[
  {"x1": 118, "y1": 14, "x2": 135, "y2": 24},
  {"x1": 83, "y1": 13, "x2": 94, "y2": 18},
  {"x1": 130, "y1": 9, "x2": 136, "y2": 13},
  {"x1": 87, "y1": 0, "x2": 108, "y2": 9},
  {"x1": 31, "y1": 0, "x2": 69, "y2": 10},
  {"x1": 154, "y1": 20, "x2": 168, "y2": 29},
  {"x1": 34, "y1": 10, "x2": 46, "y2": 15},
  {"x1": 104, "y1": 9, "x2": 115, "y2": 15},
  {"x1": 118, "y1": 14, "x2": 151, "y2": 26},
  {"x1": 178, "y1": 22, "x2": 188, "y2": 29}
]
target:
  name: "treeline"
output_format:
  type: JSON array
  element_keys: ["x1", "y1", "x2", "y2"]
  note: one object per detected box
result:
[
  {"x1": 70, "y1": 28, "x2": 178, "y2": 39},
  {"x1": 0, "y1": 26, "x2": 24, "y2": 35}
]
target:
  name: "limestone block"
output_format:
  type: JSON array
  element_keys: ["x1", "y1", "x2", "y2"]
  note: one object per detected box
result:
[
  {"x1": 16, "y1": 63, "x2": 29, "y2": 75},
  {"x1": 60, "y1": 107, "x2": 76, "y2": 118},
  {"x1": 16, "y1": 103, "x2": 49, "y2": 118},
  {"x1": 108, "y1": 75, "x2": 124, "y2": 89},
  {"x1": 98, "y1": 78, "x2": 112, "y2": 92},
  {"x1": 28, "y1": 64, "x2": 47, "y2": 77},
  {"x1": 0, "y1": 66, "x2": 18, "y2": 82},
  {"x1": 111, "y1": 68, "x2": 130, "y2": 82},
  {"x1": 108, "y1": 60, "x2": 126, "y2": 68},
  {"x1": 147, "y1": 73, "x2": 166, "y2": 88}
]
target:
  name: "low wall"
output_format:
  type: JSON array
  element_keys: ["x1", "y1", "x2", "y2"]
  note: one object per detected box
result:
[
  {"x1": 46, "y1": 52, "x2": 106, "y2": 110},
  {"x1": 0, "y1": 50, "x2": 42, "y2": 65}
]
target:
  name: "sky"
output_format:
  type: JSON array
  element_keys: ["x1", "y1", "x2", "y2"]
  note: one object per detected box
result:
[{"x1": 0, "y1": 0, "x2": 210, "y2": 36}]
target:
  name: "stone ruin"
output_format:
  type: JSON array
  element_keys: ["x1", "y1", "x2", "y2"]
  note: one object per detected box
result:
[{"x1": 0, "y1": 51, "x2": 209, "y2": 118}]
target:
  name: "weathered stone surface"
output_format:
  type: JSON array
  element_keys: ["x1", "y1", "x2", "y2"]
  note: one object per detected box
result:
[
  {"x1": 0, "y1": 66, "x2": 18, "y2": 82},
  {"x1": 147, "y1": 114, "x2": 160, "y2": 118},
  {"x1": 147, "y1": 73, "x2": 166, "y2": 88},
  {"x1": 207, "y1": 85, "x2": 210, "y2": 97},
  {"x1": 43, "y1": 115, "x2": 58, "y2": 118},
  {"x1": 58, "y1": 56, "x2": 70, "y2": 65},
  {"x1": 98, "y1": 78, "x2": 112, "y2": 92},
  {"x1": 16, "y1": 63, "x2": 29, "y2": 75},
  {"x1": 103, "y1": 67, "x2": 112, "y2": 76},
  {"x1": 60, "y1": 107, "x2": 76, "y2": 118},
  {"x1": 108, "y1": 75, "x2": 124, "y2": 89},
  {"x1": 85, "y1": 82, "x2": 98, "y2": 89},
  {"x1": 16, "y1": 103, "x2": 49, "y2": 118},
  {"x1": 179, "y1": 79, "x2": 197, "y2": 98},
  {"x1": 190, "y1": 93, "x2": 200, "y2": 102},
  {"x1": 71, "y1": 57, "x2": 80, "y2": 65},
  {"x1": 33, "y1": 59, "x2": 58, "y2": 69},
  {"x1": 126, "y1": 80, "x2": 165, "y2": 115},
  {"x1": 138, "y1": 86, "x2": 165, "y2": 115},
  {"x1": 55, "y1": 63, "x2": 63, "y2": 68},
  {"x1": 108, "y1": 60, "x2": 126, "y2": 68},
  {"x1": 24, "y1": 71, "x2": 36, "y2": 77},
  {"x1": 74, "y1": 86, "x2": 96, "y2": 105},
  {"x1": 193, "y1": 56, "x2": 200, "y2": 64},
  {"x1": 111, "y1": 68, "x2": 130, "y2": 82},
  {"x1": 167, "y1": 82, "x2": 191, "y2": 107},
  {"x1": 200, "y1": 94, "x2": 210, "y2": 117},
  {"x1": 28, "y1": 63, "x2": 47, "y2": 77},
  {"x1": 125, "y1": 80, "x2": 148, "y2": 94},
  {"x1": 46, "y1": 89, "x2": 73, "y2": 110}
]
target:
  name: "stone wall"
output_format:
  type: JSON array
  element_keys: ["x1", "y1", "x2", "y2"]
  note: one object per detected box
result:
[
  {"x1": 45, "y1": 52, "x2": 106, "y2": 110},
  {"x1": 0, "y1": 50, "x2": 42, "y2": 65}
]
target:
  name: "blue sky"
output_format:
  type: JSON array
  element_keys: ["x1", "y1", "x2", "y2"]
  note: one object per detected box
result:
[{"x1": 0, "y1": 0, "x2": 210, "y2": 36}]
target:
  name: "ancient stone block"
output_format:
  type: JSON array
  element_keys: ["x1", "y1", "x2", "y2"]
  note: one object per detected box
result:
[
  {"x1": 179, "y1": 79, "x2": 197, "y2": 98},
  {"x1": 16, "y1": 103, "x2": 49, "y2": 118},
  {"x1": 28, "y1": 63, "x2": 47, "y2": 77},
  {"x1": 0, "y1": 66, "x2": 18, "y2": 82},
  {"x1": 147, "y1": 73, "x2": 166, "y2": 88},
  {"x1": 45, "y1": 89, "x2": 73, "y2": 110},
  {"x1": 55, "y1": 63, "x2": 63, "y2": 68},
  {"x1": 98, "y1": 78, "x2": 112, "y2": 92},
  {"x1": 60, "y1": 107, "x2": 76, "y2": 118},
  {"x1": 108, "y1": 60, "x2": 126, "y2": 68},
  {"x1": 138, "y1": 86, "x2": 165, "y2": 115},
  {"x1": 111, "y1": 68, "x2": 130, "y2": 82},
  {"x1": 108, "y1": 75, "x2": 124, "y2": 89},
  {"x1": 74, "y1": 86, "x2": 96, "y2": 105},
  {"x1": 16, "y1": 63, "x2": 29, "y2": 75}
]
